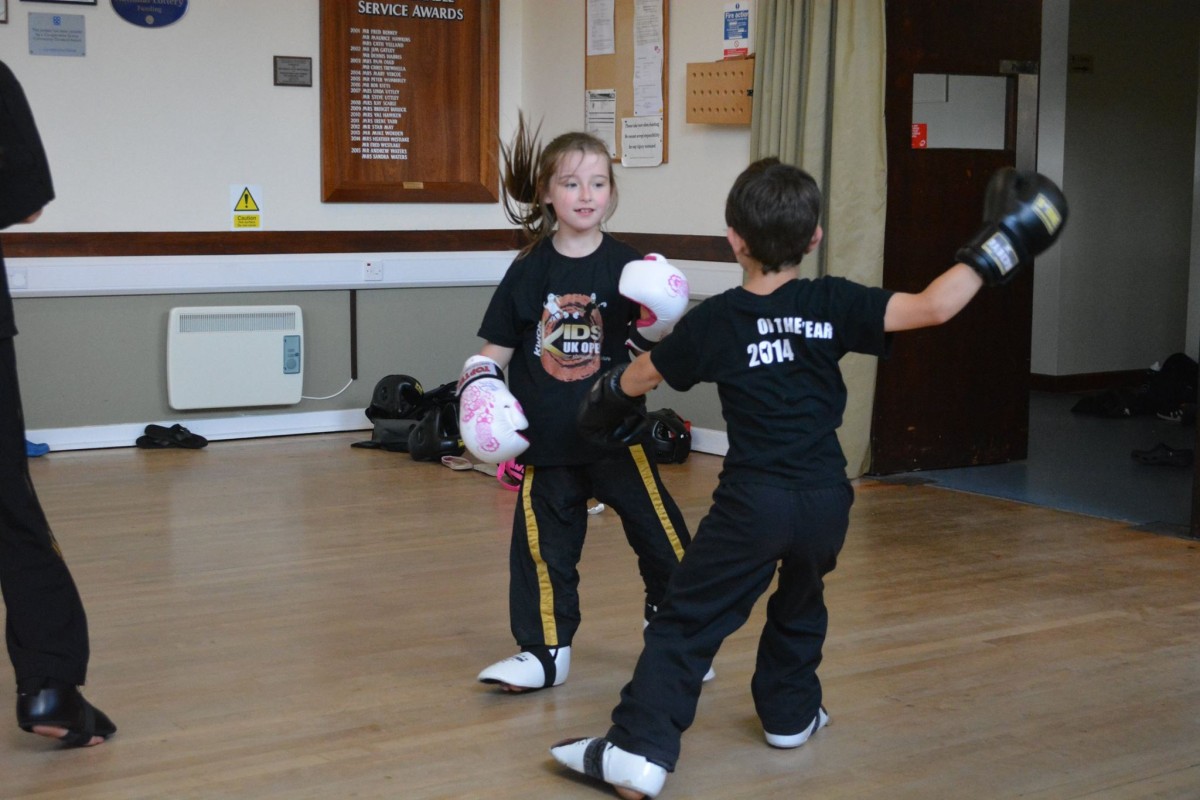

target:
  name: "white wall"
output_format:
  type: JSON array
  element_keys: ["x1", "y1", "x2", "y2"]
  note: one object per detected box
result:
[
  {"x1": 17, "y1": 0, "x2": 1195, "y2": 451},
  {"x1": 2, "y1": 0, "x2": 749, "y2": 450},
  {"x1": 516, "y1": 1, "x2": 753, "y2": 237},
  {"x1": 1030, "y1": 0, "x2": 1069, "y2": 375},
  {"x1": 0, "y1": 2, "x2": 523, "y2": 232},
  {"x1": 0, "y1": 0, "x2": 750, "y2": 240},
  {"x1": 1046, "y1": 0, "x2": 1199, "y2": 373},
  {"x1": 6, "y1": 2, "x2": 1197, "y2": 382}
]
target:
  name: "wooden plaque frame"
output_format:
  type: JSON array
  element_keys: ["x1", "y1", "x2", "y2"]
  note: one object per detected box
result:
[{"x1": 319, "y1": 0, "x2": 499, "y2": 203}]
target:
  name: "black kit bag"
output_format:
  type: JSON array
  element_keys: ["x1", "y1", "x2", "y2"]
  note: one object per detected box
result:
[{"x1": 647, "y1": 408, "x2": 691, "y2": 464}]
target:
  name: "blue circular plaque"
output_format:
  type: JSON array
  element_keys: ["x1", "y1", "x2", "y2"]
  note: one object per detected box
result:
[{"x1": 111, "y1": 0, "x2": 188, "y2": 28}]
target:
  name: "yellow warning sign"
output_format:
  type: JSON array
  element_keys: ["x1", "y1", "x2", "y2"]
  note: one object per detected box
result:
[
  {"x1": 230, "y1": 183, "x2": 264, "y2": 231},
  {"x1": 235, "y1": 187, "x2": 260, "y2": 212}
]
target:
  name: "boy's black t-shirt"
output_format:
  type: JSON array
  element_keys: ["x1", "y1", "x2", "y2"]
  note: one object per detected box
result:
[
  {"x1": 477, "y1": 233, "x2": 642, "y2": 466},
  {"x1": 651, "y1": 277, "x2": 893, "y2": 488}
]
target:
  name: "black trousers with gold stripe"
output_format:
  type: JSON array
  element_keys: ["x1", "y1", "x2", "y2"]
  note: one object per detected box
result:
[
  {"x1": 507, "y1": 443, "x2": 691, "y2": 649},
  {"x1": 0, "y1": 337, "x2": 91, "y2": 686}
]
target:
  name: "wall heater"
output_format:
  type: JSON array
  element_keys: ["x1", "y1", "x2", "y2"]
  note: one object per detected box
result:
[{"x1": 167, "y1": 305, "x2": 303, "y2": 410}]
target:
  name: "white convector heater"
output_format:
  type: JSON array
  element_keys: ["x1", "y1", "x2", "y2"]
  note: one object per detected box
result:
[{"x1": 167, "y1": 305, "x2": 304, "y2": 410}]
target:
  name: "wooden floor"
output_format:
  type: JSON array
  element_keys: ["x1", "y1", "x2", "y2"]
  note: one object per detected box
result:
[{"x1": 3, "y1": 433, "x2": 1198, "y2": 800}]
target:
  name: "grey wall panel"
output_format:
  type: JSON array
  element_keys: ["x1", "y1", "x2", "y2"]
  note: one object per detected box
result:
[{"x1": 11, "y1": 285, "x2": 727, "y2": 444}]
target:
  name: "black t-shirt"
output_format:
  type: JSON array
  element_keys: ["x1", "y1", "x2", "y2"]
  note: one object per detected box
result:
[
  {"x1": 651, "y1": 276, "x2": 893, "y2": 487},
  {"x1": 0, "y1": 60, "x2": 56, "y2": 339},
  {"x1": 477, "y1": 234, "x2": 642, "y2": 465}
]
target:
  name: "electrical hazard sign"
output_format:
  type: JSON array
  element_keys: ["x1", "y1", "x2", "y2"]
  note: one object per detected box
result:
[{"x1": 230, "y1": 184, "x2": 263, "y2": 230}]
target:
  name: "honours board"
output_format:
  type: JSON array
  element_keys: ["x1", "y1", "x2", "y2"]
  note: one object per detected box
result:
[{"x1": 320, "y1": 0, "x2": 499, "y2": 203}]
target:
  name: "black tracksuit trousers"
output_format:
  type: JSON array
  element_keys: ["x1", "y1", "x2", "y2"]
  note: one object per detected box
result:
[
  {"x1": 0, "y1": 337, "x2": 90, "y2": 687},
  {"x1": 507, "y1": 443, "x2": 691, "y2": 648},
  {"x1": 606, "y1": 479, "x2": 853, "y2": 770}
]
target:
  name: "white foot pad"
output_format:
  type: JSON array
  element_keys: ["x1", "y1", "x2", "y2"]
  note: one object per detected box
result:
[
  {"x1": 550, "y1": 737, "x2": 667, "y2": 799},
  {"x1": 765, "y1": 706, "x2": 829, "y2": 749},
  {"x1": 477, "y1": 646, "x2": 571, "y2": 690}
]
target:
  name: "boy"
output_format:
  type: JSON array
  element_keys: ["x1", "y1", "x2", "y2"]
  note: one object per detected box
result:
[{"x1": 550, "y1": 158, "x2": 1067, "y2": 798}]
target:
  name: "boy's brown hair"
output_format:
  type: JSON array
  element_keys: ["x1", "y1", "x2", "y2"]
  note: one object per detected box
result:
[{"x1": 725, "y1": 158, "x2": 822, "y2": 272}]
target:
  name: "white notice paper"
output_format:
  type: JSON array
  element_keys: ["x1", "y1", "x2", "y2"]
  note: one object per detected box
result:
[
  {"x1": 586, "y1": 90, "x2": 618, "y2": 158},
  {"x1": 632, "y1": 0, "x2": 663, "y2": 116},
  {"x1": 621, "y1": 115, "x2": 662, "y2": 168},
  {"x1": 587, "y1": 0, "x2": 615, "y2": 56}
]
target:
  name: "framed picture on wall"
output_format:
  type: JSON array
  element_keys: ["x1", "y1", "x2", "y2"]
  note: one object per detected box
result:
[{"x1": 0, "y1": 0, "x2": 7, "y2": 24}]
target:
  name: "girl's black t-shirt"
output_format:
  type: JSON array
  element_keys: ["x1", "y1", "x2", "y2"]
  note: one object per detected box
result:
[{"x1": 478, "y1": 234, "x2": 642, "y2": 465}]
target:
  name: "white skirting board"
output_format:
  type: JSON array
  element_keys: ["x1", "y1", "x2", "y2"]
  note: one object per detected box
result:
[
  {"x1": 26, "y1": 409, "x2": 372, "y2": 451},
  {"x1": 688, "y1": 428, "x2": 729, "y2": 458},
  {"x1": 27, "y1": 412, "x2": 730, "y2": 457}
]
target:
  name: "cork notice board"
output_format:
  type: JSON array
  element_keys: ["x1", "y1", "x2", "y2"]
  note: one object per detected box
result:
[
  {"x1": 319, "y1": 0, "x2": 499, "y2": 203},
  {"x1": 585, "y1": 0, "x2": 669, "y2": 165}
]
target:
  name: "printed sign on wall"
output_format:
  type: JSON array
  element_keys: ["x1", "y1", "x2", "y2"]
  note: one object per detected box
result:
[
  {"x1": 911, "y1": 123, "x2": 928, "y2": 149},
  {"x1": 230, "y1": 185, "x2": 262, "y2": 231},
  {"x1": 29, "y1": 13, "x2": 86, "y2": 57},
  {"x1": 111, "y1": 0, "x2": 187, "y2": 28}
]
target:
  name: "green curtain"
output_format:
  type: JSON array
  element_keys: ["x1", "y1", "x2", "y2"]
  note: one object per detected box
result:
[{"x1": 750, "y1": 0, "x2": 887, "y2": 476}]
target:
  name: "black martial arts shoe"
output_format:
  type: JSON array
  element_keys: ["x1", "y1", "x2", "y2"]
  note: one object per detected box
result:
[{"x1": 17, "y1": 679, "x2": 116, "y2": 747}]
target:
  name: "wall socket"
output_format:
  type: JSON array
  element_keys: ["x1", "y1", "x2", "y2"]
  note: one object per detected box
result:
[{"x1": 363, "y1": 260, "x2": 383, "y2": 281}]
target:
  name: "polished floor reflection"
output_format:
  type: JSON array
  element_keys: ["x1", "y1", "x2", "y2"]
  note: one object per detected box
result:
[
  {"x1": 3, "y1": 433, "x2": 1196, "y2": 798},
  {"x1": 892, "y1": 391, "x2": 1195, "y2": 536}
]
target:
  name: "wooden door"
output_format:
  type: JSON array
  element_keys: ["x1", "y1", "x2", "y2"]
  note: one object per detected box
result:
[{"x1": 870, "y1": 0, "x2": 1043, "y2": 474}]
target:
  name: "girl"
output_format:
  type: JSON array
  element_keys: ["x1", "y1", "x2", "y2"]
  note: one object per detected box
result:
[{"x1": 456, "y1": 115, "x2": 695, "y2": 693}]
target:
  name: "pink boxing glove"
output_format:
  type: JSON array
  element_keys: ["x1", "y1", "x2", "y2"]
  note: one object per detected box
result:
[
  {"x1": 619, "y1": 253, "x2": 690, "y2": 355},
  {"x1": 456, "y1": 355, "x2": 530, "y2": 463}
]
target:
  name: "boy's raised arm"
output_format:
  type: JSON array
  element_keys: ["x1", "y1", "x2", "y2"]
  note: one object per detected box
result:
[{"x1": 885, "y1": 169, "x2": 1068, "y2": 334}]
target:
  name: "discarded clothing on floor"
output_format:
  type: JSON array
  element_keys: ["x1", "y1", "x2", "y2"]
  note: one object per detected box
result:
[
  {"x1": 1131, "y1": 442, "x2": 1194, "y2": 468},
  {"x1": 1072, "y1": 353, "x2": 1197, "y2": 423}
]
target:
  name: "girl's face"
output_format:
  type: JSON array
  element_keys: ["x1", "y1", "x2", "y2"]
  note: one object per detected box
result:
[{"x1": 544, "y1": 149, "x2": 612, "y2": 236}]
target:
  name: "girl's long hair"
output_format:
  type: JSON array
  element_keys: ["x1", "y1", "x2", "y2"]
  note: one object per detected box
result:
[{"x1": 500, "y1": 112, "x2": 617, "y2": 256}]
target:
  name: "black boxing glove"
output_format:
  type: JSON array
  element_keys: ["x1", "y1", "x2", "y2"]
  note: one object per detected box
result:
[
  {"x1": 956, "y1": 168, "x2": 1068, "y2": 286},
  {"x1": 577, "y1": 363, "x2": 648, "y2": 447}
]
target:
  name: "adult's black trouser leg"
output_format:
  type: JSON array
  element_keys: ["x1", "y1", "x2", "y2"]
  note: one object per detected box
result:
[{"x1": 0, "y1": 338, "x2": 90, "y2": 686}]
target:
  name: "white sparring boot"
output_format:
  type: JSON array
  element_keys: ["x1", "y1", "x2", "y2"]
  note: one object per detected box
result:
[
  {"x1": 550, "y1": 737, "x2": 667, "y2": 800},
  {"x1": 764, "y1": 706, "x2": 829, "y2": 749},
  {"x1": 643, "y1": 620, "x2": 716, "y2": 682},
  {"x1": 477, "y1": 645, "x2": 570, "y2": 692}
]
